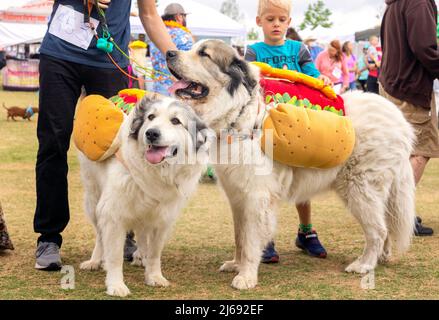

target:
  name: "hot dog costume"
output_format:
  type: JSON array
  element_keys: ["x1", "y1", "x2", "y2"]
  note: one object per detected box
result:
[{"x1": 73, "y1": 64, "x2": 355, "y2": 169}]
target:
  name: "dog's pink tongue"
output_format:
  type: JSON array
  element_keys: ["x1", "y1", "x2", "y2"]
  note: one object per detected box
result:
[
  {"x1": 169, "y1": 80, "x2": 191, "y2": 95},
  {"x1": 145, "y1": 147, "x2": 168, "y2": 164}
]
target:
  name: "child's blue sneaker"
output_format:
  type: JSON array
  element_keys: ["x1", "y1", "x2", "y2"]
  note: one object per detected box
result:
[
  {"x1": 295, "y1": 230, "x2": 327, "y2": 258},
  {"x1": 261, "y1": 241, "x2": 279, "y2": 264}
]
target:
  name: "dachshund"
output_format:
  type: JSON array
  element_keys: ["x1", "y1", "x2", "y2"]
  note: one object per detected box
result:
[{"x1": 3, "y1": 102, "x2": 39, "y2": 121}]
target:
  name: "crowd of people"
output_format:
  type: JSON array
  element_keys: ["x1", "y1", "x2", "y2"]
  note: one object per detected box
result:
[
  {"x1": 0, "y1": 0, "x2": 438, "y2": 278},
  {"x1": 282, "y1": 27, "x2": 383, "y2": 95}
]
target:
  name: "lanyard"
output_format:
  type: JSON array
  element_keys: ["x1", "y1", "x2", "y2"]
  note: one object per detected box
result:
[
  {"x1": 83, "y1": 0, "x2": 94, "y2": 25},
  {"x1": 83, "y1": 0, "x2": 108, "y2": 31}
]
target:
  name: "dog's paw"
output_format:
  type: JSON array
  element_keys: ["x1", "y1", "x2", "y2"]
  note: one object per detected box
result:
[
  {"x1": 131, "y1": 251, "x2": 144, "y2": 267},
  {"x1": 106, "y1": 282, "x2": 131, "y2": 297},
  {"x1": 80, "y1": 260, "x2": 102, "y2": 271},
  {"x1": 378, "y1": 250, "x2": 392, "y2": 264},
  {"x1": 345, "y1": 260, "x2": 374, "y2": 274},
  {"x1": 145, "y1": 274, "x2": 170, "y2": 287},
  {"x1": 219, "y1": 260, "x2": 239, "y2": 273},
  {"x1": 231, "y1": 274, "x2": 257, "y2": 290}
]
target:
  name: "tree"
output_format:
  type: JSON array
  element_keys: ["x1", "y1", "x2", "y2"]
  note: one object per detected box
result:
[
  {"x1": 220, "y1": 0, "x2": 243, "y2": 22},
  {"x1": 376, "y1": 4, "x2": 386, "y2": 25},
  {"x1": 299, "y1": 0, "x2": 333, "y2": 31}
]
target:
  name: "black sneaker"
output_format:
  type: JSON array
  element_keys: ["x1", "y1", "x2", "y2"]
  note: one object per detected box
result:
[
  {"x1": 124, "y1": 232, "x2": 137, "y2": 262},
  {"x1": 414, "y1": 218, "x2": 433, "y2": 236}
]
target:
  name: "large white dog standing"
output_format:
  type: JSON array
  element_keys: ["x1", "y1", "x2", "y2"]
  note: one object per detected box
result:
[
  {"x1": 166, "y1": 40, "x2": 416, "y2": 290},
  {"x1": 78, "y1": 95, "x2": 211, "y2": 296}
]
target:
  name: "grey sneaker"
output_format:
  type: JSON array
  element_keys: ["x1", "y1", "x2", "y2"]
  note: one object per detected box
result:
[
  {"x1": 124, "y1": 232, "x2": 137, "y2": 262},
  {"x1": 35, "y1": 242, "x2": 62, "y2": 271}
]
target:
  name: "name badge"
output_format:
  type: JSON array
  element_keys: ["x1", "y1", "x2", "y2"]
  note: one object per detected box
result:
[
  {"x1": 332, "y1": 67, "x2": 342, "y2": 80},
  {"x1": 48, "y1": 4, "x2": 100, "y2": 50}
]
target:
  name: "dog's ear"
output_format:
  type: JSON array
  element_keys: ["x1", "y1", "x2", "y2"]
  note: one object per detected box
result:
[
  {"x1": 129, "y1": 95, "x2": 157, "y2": 139},
  {"x1": 225, "y1": 58, "x2": 258, "y2": 97}
]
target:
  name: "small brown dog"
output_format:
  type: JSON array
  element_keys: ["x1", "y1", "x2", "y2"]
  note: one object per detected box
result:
[{"x1": 3, "y1": 102, "x2": 39, "y2": 121}]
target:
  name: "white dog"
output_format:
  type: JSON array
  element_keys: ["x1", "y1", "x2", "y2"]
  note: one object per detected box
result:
[
  {"x1": 78, "y1": 95, "x2": 211, "y2": 297},
  {"x1": 166, "y1": 40, "x2": 416, "y2": 290}
]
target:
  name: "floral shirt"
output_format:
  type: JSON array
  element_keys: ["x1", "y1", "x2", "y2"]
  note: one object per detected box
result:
[{"x1": 149, "y1": 23, "x2": 193, "y2": 95}]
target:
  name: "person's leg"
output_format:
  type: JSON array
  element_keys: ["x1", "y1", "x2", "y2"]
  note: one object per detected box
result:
[
  {"x1": 359, "y1": 80, "x2": 367, "y2": 92},
  {"x1": 409, "y1": 155, "x2": 434, "y2": 235},
  {"x1": 295, "y1": 202, "x2": 327, "y2": 258},
  {"x1": 367, "y1": 76, "x2": 379, "y2": 94},
  {"x1": 379, "y1": 84, "x2": 436, "y2": 236},
  {"x1": 349, "y1": 81, "x2": 357, "y2": 91},
  {"x1": 297, "y1": 202, "x2": 311, "y2": 225},
  {"x1": 410, "y1": 156, "x2": 430, "y2": 185},
  {"x1": 34, "y1": 55, "x2": 82, "y2": 248}
]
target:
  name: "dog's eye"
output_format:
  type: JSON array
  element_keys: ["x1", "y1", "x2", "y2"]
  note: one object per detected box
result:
[
  {"x1": 171, "y1": 118, "x2": 181, "y2": 125},
  {"x1": 148, "y1": 114, "x2": 155, "y2": 121},
  {"x1": 198, "y1": 50, "x2": 210, "y2": 58}
]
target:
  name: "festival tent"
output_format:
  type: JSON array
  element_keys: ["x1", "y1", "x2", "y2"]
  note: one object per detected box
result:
[
  {"x1": 0, "y1": 0, "x2": 247, "y2": 48},
  {"x1": 0, "y1": 0, "x2": 52, "y2": 48},
  {"x1": 0, "y1": 22, "x2": 47, "y2": 48},
  {"x1": 130, "y1": 0, "x2": 247, "y2": 41},
  {"x1": 300, "y1": 26, "x2": 355, "y2": 44}
]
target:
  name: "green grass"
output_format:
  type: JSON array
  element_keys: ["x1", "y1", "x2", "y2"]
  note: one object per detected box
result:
[{"x1": 0, "y1": 89, "x2": 438, "y2": 300}]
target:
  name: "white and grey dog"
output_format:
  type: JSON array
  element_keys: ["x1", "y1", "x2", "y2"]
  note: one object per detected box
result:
[
  {"x1": 78, "y1": 95, "x2": 211, "y2": 297},
  {"x1": 166, "y1": 40, "x2": 417, "y2": 290}
]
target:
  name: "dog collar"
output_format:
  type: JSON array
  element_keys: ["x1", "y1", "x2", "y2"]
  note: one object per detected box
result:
[
  {"x1": 226, "y1": 132, "x2": 254, "y2": 145},
  {"x1": 25, "y1": 107, "x2": 34, "y2": 117}
]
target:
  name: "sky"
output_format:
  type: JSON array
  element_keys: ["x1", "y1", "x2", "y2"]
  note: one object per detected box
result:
[
  {"x1": 0, "y1": 0, "x2": 386, "y2": 38},
  {"x1": 199, "y1": 0, "x2": 387, "y2": 40}
]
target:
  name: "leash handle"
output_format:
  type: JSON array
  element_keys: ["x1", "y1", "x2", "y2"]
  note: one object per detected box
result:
[{"x1": 83, "y1": 0, "x2": 94, "y2": 25}]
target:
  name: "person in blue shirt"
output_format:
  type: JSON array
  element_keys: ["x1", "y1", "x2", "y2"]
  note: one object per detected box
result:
[
  {"x1": 304, "y1": 37, "x2": 324, "y2": 63},
  {"x1": 356, "y1": 45, "x2": 370, "y2": 92},
  {"x1": 34, "y1": 0, "x2": 176, "y2": 271},
  {"x1": 245, "y1": 0, "x2": 330, "y2": 264}
]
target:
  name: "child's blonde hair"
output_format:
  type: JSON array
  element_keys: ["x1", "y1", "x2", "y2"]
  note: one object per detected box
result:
[{"x1": 258, "y1": 0, "x2": 292, "y2": 16}]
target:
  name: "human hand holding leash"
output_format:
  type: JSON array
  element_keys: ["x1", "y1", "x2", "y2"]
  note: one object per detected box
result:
[{"x1": 97, "y1": 0, "x2": 111, "y2": 9}]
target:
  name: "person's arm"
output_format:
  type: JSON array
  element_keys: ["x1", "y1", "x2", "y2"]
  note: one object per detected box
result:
[
  {"x1": 341, "y1": 58, "x2": 350, "y2": 92},
  {"x1": 365, "y1": 53, "x2": 377, "y2": 71},
  {"x1": 406, "y1": 2, "x2": 439, "y2": 78},
  {"x1": 137, "y1": 0, "x2": 176, "y2": 54},
  {"x1": 244, "y1": 46, "x2": 257, "y2": 62},
  {"x1": 314, "y1": 51, "x2": 323, "y2": 73},
  {"x1": 96, "y1": 0, "x2": 111, "y2": 9},
  {"x1": 368, "y1": 49, "x2": 380, "y2": 68},
  {"x1": 349, "y1": 55, "x2": 358, "y2": 73},
  {"x1": 357, "y1": 57, "x2": 368, "y2": 74},
  {"x1": 298, "y1": 43, "x2": 321, "y2": 78}
]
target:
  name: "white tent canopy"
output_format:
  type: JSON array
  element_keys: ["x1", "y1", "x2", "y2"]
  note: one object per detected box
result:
[
  {"x1": 0, "y1": 22, "x2": 47, "y2": 47},
  {"x1": 0, "y1": 0, "x2": 246, "y2": 47},
  {"x1": 300, "y1": 26, "x2": 355, "y2": 44},
  {"x1": 130, "y1": 0, "x2": 246, "y2": 38}
]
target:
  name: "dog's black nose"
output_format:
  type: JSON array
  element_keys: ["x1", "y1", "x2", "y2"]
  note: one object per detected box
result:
[
  {"x1": 166, "y1": 50, "x2": 178, "y2": 59},
  {"x1": 146, "y1": 128, "x2": 161, "y2": 143}
]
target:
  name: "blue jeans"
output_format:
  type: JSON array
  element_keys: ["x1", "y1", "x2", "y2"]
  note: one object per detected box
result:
[{"x1": 349, "y1": 81, "x2": 357, "y2": 91}]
